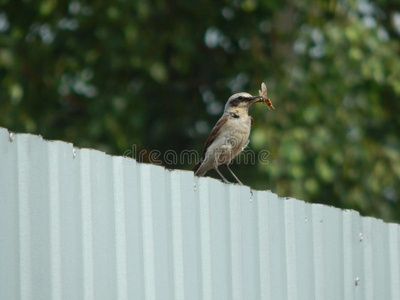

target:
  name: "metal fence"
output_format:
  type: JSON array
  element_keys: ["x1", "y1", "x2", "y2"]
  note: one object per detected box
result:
[{"x1": 0, "y1": 126, "x2": 399, "y2": 300}]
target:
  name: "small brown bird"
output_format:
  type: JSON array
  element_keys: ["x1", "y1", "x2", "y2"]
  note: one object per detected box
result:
[{"x1": 193, "y1": 92, "x2": 265, "y2": 185}]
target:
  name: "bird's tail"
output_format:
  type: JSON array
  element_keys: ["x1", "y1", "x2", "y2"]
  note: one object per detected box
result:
[
  {"x1": 192, "y1": 159, "x2": 207, "y2": 176},
  {"x1": 192, "y1": 161, "x2": 201, "y2": 172}
]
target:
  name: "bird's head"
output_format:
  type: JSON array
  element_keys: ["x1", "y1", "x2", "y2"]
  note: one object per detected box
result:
[{"x1": 224, "y1": 92, "x2": 263, "y2": 114}]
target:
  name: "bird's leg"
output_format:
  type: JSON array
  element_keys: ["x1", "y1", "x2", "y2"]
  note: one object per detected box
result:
[
  {"x1": 214, "y1": 166, "x2": 230, "y2": 184},
  {"x1": 224, "y1": 164, "x2": 243, "y2": 185}
]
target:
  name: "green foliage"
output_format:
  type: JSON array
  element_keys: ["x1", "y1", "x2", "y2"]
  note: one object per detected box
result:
[{"x1": 1, "y1": 0, "x2": 399, "y2": 222}]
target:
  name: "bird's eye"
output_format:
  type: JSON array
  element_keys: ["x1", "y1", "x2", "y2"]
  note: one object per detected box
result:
[{"x1": 238, "y1": 96, "x2": 243, "y2": 100}]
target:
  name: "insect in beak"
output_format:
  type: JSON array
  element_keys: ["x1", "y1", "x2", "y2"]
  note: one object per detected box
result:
[
  {"x1": 263, "y1": 98, "x2": 275, "y2": 110},
  {"x1": 258, "y1": 82, "x2": 275, "y2": 110}
]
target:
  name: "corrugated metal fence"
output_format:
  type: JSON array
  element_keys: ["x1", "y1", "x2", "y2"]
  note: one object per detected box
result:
[{"x1": 0, "y1": 126, "x2": 399, "y2": 300}]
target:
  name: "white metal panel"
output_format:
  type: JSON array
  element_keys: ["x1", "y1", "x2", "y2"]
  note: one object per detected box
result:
[
  {"x1": 0, "y1": 129, "x2": 19, "y2": 300},
  {"x1": 266, "y1": 191, "x2": 288, "y2": 300},
  {"x1": 389, "y1": 223, "x2": 400, "y2": 299},
  {"x1": 112, "y1": 157, "x2": 128, "y2": 300},
  {"x1": 240, "y1": 187, "x2": 260, "y2": 299},
  {"x1": 173, "y1": 170, "x2": 200, "y2": 299},
  {"x1": 169, "y1": 170, "x2": 186, "y2": 300},
  {"x1": 1, "y1": 126, "x2": 400, "y2": 300},
  {"x1": 59, "y1": 140, "x2": 84, "y2": 299},
  {"x1": 121, "y1": 158, "x2": 145, "y2": 299},
  {"x1": 256, "y1": 191, "x2": 273, "y2": 300}
]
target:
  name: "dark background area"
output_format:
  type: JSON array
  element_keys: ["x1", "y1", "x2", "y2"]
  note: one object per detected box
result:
[{"x1": 1, "y1": 0, "x2": 400, "y2": 222}]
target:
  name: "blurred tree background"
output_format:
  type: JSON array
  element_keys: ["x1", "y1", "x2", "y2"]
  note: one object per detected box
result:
[{"x1": 1, "y1": 0, "x2": 399, "y2": 222}]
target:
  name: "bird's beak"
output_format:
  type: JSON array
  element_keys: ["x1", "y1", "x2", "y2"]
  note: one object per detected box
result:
[{"x1": 249, "y1": 96, "x2": 263, "y2": 105}]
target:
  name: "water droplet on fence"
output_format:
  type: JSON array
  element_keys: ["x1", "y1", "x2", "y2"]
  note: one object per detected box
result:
[
  {"x1": 193, "y1": 183, "x2": 197, "y2": 192},
  {"x1": 355, "y1": 277, "x2": 360, "y2": 286},
  {"x1": 9, "y1": 132, "x2": 14, "y2": 142},
  {"x1": 250, "y1": 190, "x2": 253, "y2": 202},
  {"x1": 359, "y1": 233, "x2": 363, "y2": 242},
  {"x1": 72, "y1": 148, "x2": 77, "y2": 158}
]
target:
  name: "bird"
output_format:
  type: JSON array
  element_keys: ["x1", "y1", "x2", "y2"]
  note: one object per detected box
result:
[{"x1": 193, "y1": 92, "x2": 264, "y2": 185}]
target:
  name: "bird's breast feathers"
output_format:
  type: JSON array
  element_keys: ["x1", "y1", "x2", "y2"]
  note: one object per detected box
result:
[
  {"x1": 200, "y1": 113, "x2": 252, "y2": 162},
  {"x1": 210, "y1": 116, "x2": 251, "y2": 155}
]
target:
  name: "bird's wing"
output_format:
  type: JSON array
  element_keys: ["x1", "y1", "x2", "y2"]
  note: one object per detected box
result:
[
  {"x1": 193, "y1": 115, "x2": 229, "y2": 172},
  {"x1": 201, "y1": 115, "x2": 229, "y2": 159}
]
